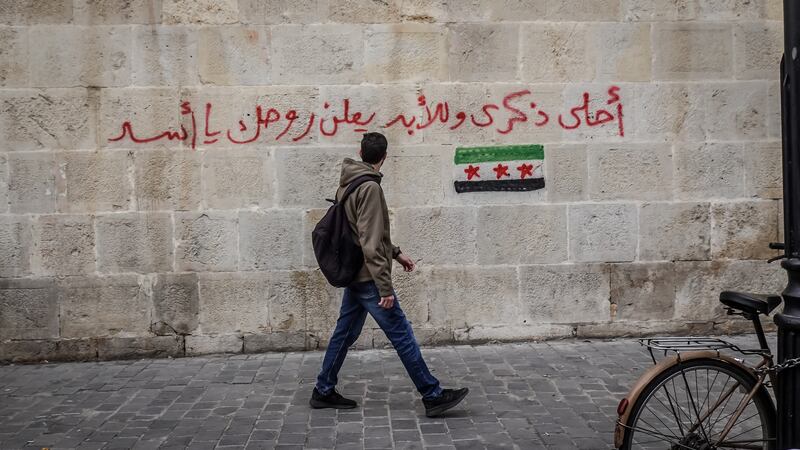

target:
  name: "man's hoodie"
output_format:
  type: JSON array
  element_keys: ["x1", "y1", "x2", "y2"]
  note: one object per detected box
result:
[{"x1": 336, "y1": 157, "x2": 400, "y2": 297}]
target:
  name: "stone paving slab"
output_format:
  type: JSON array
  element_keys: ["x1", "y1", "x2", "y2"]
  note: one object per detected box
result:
[{"x1": 0, "y1": 334, "x2": 771, "y2": 450}]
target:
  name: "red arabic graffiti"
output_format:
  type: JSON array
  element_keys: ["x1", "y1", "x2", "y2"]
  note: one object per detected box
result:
[{"x1": 108, "y1": 86, "x2": 625, "y2": 148}]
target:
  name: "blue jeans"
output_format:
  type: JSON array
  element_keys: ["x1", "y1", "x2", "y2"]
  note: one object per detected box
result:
[{"x1": 315, "y1": 280, "x2": 443, "y2": 400}]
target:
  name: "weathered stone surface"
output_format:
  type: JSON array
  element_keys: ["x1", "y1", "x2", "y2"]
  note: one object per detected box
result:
[
  {"x1": 696, "y1": 0, "x2": 762, "y2": 20},
  {"x1": 394, "y1": 207, "x2": 477, "y2": 265},
  {"x1": 134, "y1": 149, "x2": 202, "y2": 211},
  {"x1": 151, "y1": 273, "x2": 199, "y2": 335},
  {"x1": 427, "y1": 266, "x2": 521, "y2": 329},
  {"x1": 477, "y1": 205, "x2": 567, "y2": 264},
  {"x1": 639, "y1": 202, "x2": 711, "y2": 261},
  {"x1": 58, "y1": 275, "x2": 149, "y2": 338},
  {"x1": 100, "y1": 88, "x2": 181, "y2": 149},
  {"x1": 29, "y1": 26, "x2": 130, "y2": 88},
  {"x1": 0, "y1": 278, "x2": 58, "y2": 340},
  {"x1": 328, "y1": 0, "x2": 401, "y2": 22},
  {"x1": 198, "y1": 26, "x2": 270, "y2": 85},
  {"x1": 271, "y1": 24, "x2": 364, "y2": 84},
  {"x1": 448, "y1": 24, "x2": 518, "y2": 82},
  {"x1": 622, "y1": 0, "x2": 695, "y2": 21},
  {"x1": 274, "y1": 146, "x2": 352, "y2": 208},
  {"x1": 653, "y1": 23, "x2": 732, "y2": 80},
  {"x1": 520, "y1": 264, "x2": 610, "y2": 323},
  {"x1": 0, "y1": 27, "x2": 28, "y2": 87},
  {"x1": 365, "y1": 24, "x2": 446, "y2": 83},
  {"x1": 416, "y1": 83, "x2": 492, "y2": 146},
  {"x1": 703, "y1": 82, "x2": 768, "y2": 140},
  {"x1": 162, "y1": 0, "x2": 238, "y2": 24},
  {"x1": 132, "y1": 26, "x2": 198, "y2": 86},
  {"x1": 454, "y1": 324, "x2": 573, "y2": 343},
  {"x1": 95, "y1": 212, "x2": 173, "y2": 273},
  {"x1": 633, "y1": 83, "x2": 704, "y2": 142},
  {"x1": 243, "y1": 331, "x2": 306, "y2": 352},
  {"x1": 0, "y1": 0, "x2": 72, "y2": 24},
  {"x1": 610, "y1": 263, "x2": 676, "y2": 321},
  {"x1": 767, "y1": 81, "x2": 781, "y2": 139},
  {"x1": 238, "y1": 0, "x2": 329, "y2": 24},
  {"x1": 268, "y1": 270, "x2": 338, "y2": 333},
  {"x1": 745, "y1": 141, "x2": 782, "y2": 199},
  {"x1": 381, "y1": 147, "x2": 444, "y2": 207},
  {"x1": 546, "y1": 0, "x2": 620, "y2": 21},
  {"x1": 545, "y1": 144, "x2": 587, "y2": 202},
  {"x1": 0, "y1": 340, "x2": 58, "y2": 363},
  {"x1": 32, "y1": 215, "x2": 95, "y2": 276},
  {"x1": 711, "y1": 200, "x2": 779, "y2": 260},
  {"x1": 675, "y1": 143, "x2": 745, "y2": 200},
  {"x1": 0, "y1": 154, "x2": 6, "y2": 212},
  {"x1": 96, "y1": 335, "x2": 183, "y2": 359},
  {"x1": 239, "y1": 210, "x2": 303, "y2": 270},
  {"x1": 588, "y1": 144, "x2": 672, "y2": 201},
  {"x1": 520, "y1": 24, "x2": 592, "y2": 82},
  {"x1": 569, "y1": 204, "x2": 637, "y2": 262},
  {"x1": 592, "y1": 23, "x2": 651, "y2": 82},
  {"x1": 734, "y1": 22, "x2": 783, "y2": 80},
  {"x1": 398, "y1": 0, "x2": 491, "y2": 22},
  {"x1": 198, "y1": 272, "x2": 270, "y2": 334},
  {"x1": 203, "y1": 148, "x2": 272, "y2": 209},
  {"x1": 486, "y1": 83, "x2": 564, "y2": 144},
  {"x1": 7, "y1": 151, "x2": 56, "y2": 214},
  {"x1": 389, "y1": 269, "x2": 431, "y2": 326},
  {"x1": 487, "y1": 0, "x2": 546, "y2": 21},
  {"x1": 55, "y1": 150, "x2": 133, "y2": 213},
  {"x1": 0, "y1": 215, "x2": 32, "y2": 277},
  {"x1": 74, "y1": 0, "x2": 162, "y2": 24},
  {"x1": 174, "y1": 212, "x2": 237, "y2": 272},
  {"x1": 0, "y1": 89, "x2": 96, "y2": 151},
  {"x1": 185, "y1": 334, "x2": 242, "y2": 355}
]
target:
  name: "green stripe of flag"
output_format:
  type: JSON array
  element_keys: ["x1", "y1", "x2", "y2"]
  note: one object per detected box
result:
[{"x1": 454, "y1": 144, "x2": 544, "y2": 165}]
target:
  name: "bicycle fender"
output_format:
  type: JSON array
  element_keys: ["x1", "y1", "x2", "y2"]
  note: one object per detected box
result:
[{"x1": 613, "y1": 351, "x2": 755, "y2": 449}]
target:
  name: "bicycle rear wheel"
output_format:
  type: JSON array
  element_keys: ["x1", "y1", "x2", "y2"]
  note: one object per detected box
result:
[{"x1": 621, "y1": 358, "x2": 775, "y2": 450}]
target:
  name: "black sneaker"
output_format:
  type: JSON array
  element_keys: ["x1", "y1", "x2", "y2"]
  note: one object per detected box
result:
[
  {"x1": 422, "y1": 388, "x2": 469, "y2": 417},
  {"x1": 309, "y1": 387, "x2": 358, "y2": 409}
]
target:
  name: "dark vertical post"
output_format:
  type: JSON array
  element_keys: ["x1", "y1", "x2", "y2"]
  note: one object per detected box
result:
[{"x1": 776, "y1": 1, "x2": 800, "y2": 448}]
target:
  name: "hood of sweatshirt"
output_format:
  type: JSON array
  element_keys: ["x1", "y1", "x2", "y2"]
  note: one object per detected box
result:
[{"x1": 339, "y1": 157, "x2": 383, "y2": 187}]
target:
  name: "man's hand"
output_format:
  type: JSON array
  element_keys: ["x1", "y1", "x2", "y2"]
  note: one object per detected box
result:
[
  {"x1": 396, "y1": 253, "x2": 416, "y2": 272},
  {"x1": 378, "y1": 294, "x2": 395, "y2": 309}
]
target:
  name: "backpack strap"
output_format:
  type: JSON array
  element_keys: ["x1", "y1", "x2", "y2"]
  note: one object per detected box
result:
[{"x1": 337, "y1": 175, "x2": 381, "y2": 205}]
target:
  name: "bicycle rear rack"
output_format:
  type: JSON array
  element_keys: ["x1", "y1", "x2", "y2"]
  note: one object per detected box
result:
[{"x1": 639, "y1": 337, "x2": 769, "y2": 365}]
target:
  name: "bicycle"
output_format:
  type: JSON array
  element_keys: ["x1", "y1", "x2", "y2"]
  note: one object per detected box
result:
[{"x1": 613, "y1": 243, "x2": 800, "y2": 450}]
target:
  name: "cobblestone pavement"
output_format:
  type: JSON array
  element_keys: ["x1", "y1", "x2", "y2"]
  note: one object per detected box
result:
[{"x1": 0, "y1": 334, "x2": 771, "y2": 450}]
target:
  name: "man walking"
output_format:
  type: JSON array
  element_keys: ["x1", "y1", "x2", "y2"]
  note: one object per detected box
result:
[{"x1": 310, "y1": 132, "x2": 469, "y2": 418}]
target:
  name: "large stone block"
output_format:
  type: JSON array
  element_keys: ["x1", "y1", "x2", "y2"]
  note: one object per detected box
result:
[
  {"x1": 274, "y1": 146, "x2": 353, "y2": 208},
  {"x1": 711, "y1": 200, "x2": 778, "y2": 260},
  {"x1": 381, "y1": 147, "x2": 444, "y2": 208},
  {"x1": 696, "y1": 0, "x2": 762, "y2": 20},
  {"x1": 0, "y1": 88, "x2": 96, "y2": 151},
  {"x1": 203, "y1": 149, "x2": 272, "y2": 209},
  {"x1": 0, "y1": 1, "x2": 72, "y2": 24},
  {"x1": 734, "y1": 22, "x2": 783, "y2": 80},
  {"x1": 477, "y1": 205, "x2": 567, "y2": 265},
  {"x1": 398, "y1": 0, "x2": 491, "y2": 22},
  {"x1": 74, "y1": 0, "x2": 163, "y2": 24},
  {"x1": 389, "y1": 269, "x2": 431, "y2": 326},
  {"x1": 7, "y1": 151, "x2": 56, "y2": 214},
  {"x1": 520, "y1": 24, "x2": 592, "y2": 82},
  {"x1": 610, "y1": 263, "x2": 676, "y2": 321},
  {"x1": 768, "y1": 81, "x2": 781, "y2": 139},
  {"x1": 238, "y1": 0, "x2": 329, "y2": 24},
  {"x1": 239, "y1": 210, "x2": 303, "y2": 270},
  {"x1": 393, "y1": 206, "x2": 477, "y2": 265},
  {"x1": 592, "y1": 23, "x2": 651, "y2": 82},
  {"x1": 55, "y1": 150, "x2": 133, "y2": 213},
  {"x1": 653, "y1": 23, "x2": 732, "y2": 80},
  {"x1": 271, "y1": 24, "x2": 364, "y2": 84},
  {"x1": 58, "y1": 275, "x2": 150, "y2": 338},
  {"x1": 151, "y1": 273, "x2": 199, "y2": 335},
  {"x1": 702, "y1": 82, "x2": 768, "y2": 140},
  {"x1": 328, "y1": 0, "x2": 401, "y2": 22},
  {"x1": 0, "y1": 278, "x2": 58, "y2": 340},
  {"x1": 559, "y1": 83, "x2": 632, "y2": 142},
  {"x1": 100, "y1": 88, "x2": 181, "y2": 150},
  {"x1": 198, "y1": 272, "x2": 270, "y2": 334},
  {"x1": 744, "y1": 141, "x2": 782, "y2": 199},
  {"x1": 639, "y1": 202, "x2": 711, "y2": 261},
  {"x1": 0, "y1": 154, "x2": 6, "y2": 212},
  {"x1": 633, "y1": 84, "x2": 704, "y2": 142},
  {"x1": 132, "y1": 26, "x2": 198, "y2": 86},
  {"x1": 448, "y1": 24, "x2": 518, "y2": 82},
  {"x1": 415, "y1": 83, "x2": 492, "y2": 146},
  {"x1": 674, "y1": 143, "x2": 744, "y2": 200},
  {"x1": 588, "y1": 144, "x2": 673, "y2": 201},
  {"x1": 454, "y1": 324, "x2": 573, "y2": 343},
  {"x1": 95, "y1": 212, "x2": 173, "y2": 273},
  {"x1": 545, "y1": 144, "x2": 587, "y2": 202},
  {"x1": 32, "y1": 215, "x2": 95, "y2": 276},
  {"x1": 568, "y1": 204, "x2": 637, "y2": 263},
  {"x1": 427, "y1": 266, "x2": 521, "y2": 329},
  {"x1": 485, "y1": 83, "x2": 565, "y2": 144},
  {"x1": 622, "y1": 0, "x2": 696, "y2": 21},
  {"x1": 268, "y1": 270, "x2": 338, "y2": 333},
  {"x1": 96, "y1": 335, "x2": 183, "y2": 359},
  {"x1": 198, "y1": 26, "x2": 270, "y2": 85},
  {"x1": 0, "y1": 27, "x2": 28, "y2": 87},
  {"x1": 519, "y1": 264, "x2": 610, "y2": 323},
  {"x1": 162, "y1": 0, "x2": 238, "y2": 24},
  {"x1": 0, "y1": 216, "x2": 32, "y2": 278},
  {"x1": 174, "y1": 211, "x2": 237, "y2": 272},
  {"x1": 29, "y1": 26, "x2": 131, "y2": 87},
  {"x1": 243, "y1": 331, "x2": 306, "y2": 352},
  {"x1": 365, "y1": 24, "x2": 447, "y2": 83},
  {"x1": 134, "y1": 149, "x2": 202, "y2": 211},
  {"x1": 487, "y1": 0, "x2": 546, "y2": 20},
  {"x1": 546, "y1": 0, "x2": 621, "y2": 20},
  {"x1": 185, "y1": 334, "x2": 242, "y2": 355}
]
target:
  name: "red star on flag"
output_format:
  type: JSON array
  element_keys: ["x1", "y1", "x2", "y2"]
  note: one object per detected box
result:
[
  {"x1": 517, "y1": 163, "x2": 534, "y2": 179},
  {"x1": 492, "y1": 163, "x2": 510, "y2": 179},
  {"x1": 464, "y1": 164, "x2": 480, "y2": 181}
]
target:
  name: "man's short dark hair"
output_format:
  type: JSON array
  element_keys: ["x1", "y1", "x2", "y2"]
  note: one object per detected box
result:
[{"x1": 360, "y1": 132, "x2": 388, "y2": 164}]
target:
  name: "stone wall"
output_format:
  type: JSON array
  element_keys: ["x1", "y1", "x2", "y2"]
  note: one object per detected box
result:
[{"x1": 0, "y1": 0, "x2": 788, "y2": 362}]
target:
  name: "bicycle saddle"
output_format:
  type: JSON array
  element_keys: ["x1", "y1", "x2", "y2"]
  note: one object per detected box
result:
[{"x1": 719, "y1": 291, "x2": 782, "y2": 316}]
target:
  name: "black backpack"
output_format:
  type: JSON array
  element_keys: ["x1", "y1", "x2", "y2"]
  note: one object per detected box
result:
[{"x1": 312, "y1": 175, "x2": 381, "y2": 287}]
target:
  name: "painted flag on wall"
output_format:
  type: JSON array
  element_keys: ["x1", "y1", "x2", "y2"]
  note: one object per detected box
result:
[{"x1": 453, "y1": 144, "x2": 545, "y2": 193}]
